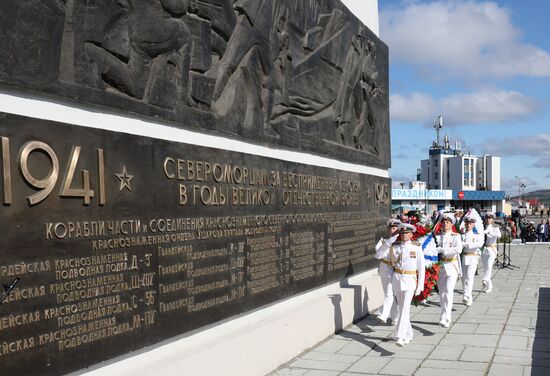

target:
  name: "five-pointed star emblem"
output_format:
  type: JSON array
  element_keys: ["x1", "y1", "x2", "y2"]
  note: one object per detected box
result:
[{"x1": 115, "y1": 165, "x2": 133, "y2": 192}]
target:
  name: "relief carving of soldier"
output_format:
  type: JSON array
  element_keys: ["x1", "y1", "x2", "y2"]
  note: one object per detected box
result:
[
  {"x1": 334, "y1": 35, "x2": 383, "y2": 153},
  {"x1": 54, "y1": 0, "x2": 387, "y2": 161},
  {"x1": 85, "y1": 0, "x2": 194, "y2": 107},
  {"x1": 208, "y1": 0, "x2": 285, "y2": 135}
]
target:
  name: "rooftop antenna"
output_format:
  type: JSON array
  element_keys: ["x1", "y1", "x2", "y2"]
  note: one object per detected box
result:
[{"x1": 433, "y1": 115, "x2": 443, "y2": 147}]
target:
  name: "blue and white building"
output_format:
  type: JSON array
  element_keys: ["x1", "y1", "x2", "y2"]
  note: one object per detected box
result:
[{"x1": 393, "y1": 129, "x2": 506, "y2": 215}]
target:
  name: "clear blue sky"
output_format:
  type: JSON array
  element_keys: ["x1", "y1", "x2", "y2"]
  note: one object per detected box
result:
[{"x1": 378, "y1": 0, "x2": 550, "y2": 196}]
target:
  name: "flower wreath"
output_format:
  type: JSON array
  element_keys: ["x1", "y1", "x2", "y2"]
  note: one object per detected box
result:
[
  {"x1": 412, "y1": 263, "x2": 440, "y2": 306},
  {"x1": 405, "y1": 213, "x2": 440, "y2": 306}
]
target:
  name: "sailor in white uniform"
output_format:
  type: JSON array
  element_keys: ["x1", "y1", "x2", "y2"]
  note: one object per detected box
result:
[
  {"x1": 436, "y1": 213, "x2": 463, "y2": 327},
  {"x1": 481, "y1": 212, "x2": 501, "y2": 293},
  {"x1": 461, "y1": 215, "x2": 484, "y2": 306},
  {"x1": 381, "y1": 223, "x2": 425, "y2": 346},
  {"x1": 374, "y1": 218, "x2": 401, "y2": 324}
]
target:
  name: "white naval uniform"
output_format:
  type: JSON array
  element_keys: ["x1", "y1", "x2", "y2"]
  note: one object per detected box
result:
[
  {"x1": 384, "y1": 240, "x2": 424, "y2": 342},
  {"x1": 375, "y1": 235, "x2": 399, "y2": 322},
  {"x1": 437, "y1": 231, "x2": 462, "y2": 323},
  {"x1": 481, "y1": 224, "x2": 501, "y2": 291},
  {"x1": 461, "y1": 230, "x2": 484, "y2": 302}
]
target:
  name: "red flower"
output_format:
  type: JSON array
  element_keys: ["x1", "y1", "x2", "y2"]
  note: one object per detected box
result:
[{"x1": 412, "y1": 263, "x2": 441, "y2": 306}]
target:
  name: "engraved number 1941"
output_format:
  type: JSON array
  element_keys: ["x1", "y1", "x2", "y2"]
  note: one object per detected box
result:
[{"x1": 1, "y1": 137, "x2": 106, "y2": 206}]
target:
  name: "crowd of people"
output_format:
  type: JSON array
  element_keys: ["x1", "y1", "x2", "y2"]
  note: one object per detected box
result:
[
  {"x1": 514, "y1": 217, "x2": 549, "y2": 243},
  {"x1": 374, "y1": 208, "x2": 501, "y2": 347}
]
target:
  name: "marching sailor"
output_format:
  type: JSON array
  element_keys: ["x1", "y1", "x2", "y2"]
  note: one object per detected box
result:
[
  {"x1": 461, "y1": 215, "x2": 484, "y2": 306},
  {"x1": 386, "y1": 223, "x2": 425, "y2": 346},
  {"x1": 436, "y1": 213, "x2": 463, "y2": 327},
  {"x1": 481, "y1": 212, "x2": 501, "y2": 293},
  {"x1": 374, "y1": 219, "x2": 401, "y2": 324}
]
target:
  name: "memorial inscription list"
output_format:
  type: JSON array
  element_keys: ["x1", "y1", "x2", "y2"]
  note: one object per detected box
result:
[{"x1": 0, "y1": 114, "x2": 390, "y2": 375}]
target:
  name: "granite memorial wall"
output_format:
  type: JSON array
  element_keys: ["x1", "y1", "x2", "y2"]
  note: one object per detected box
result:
[
  {"x1": 0, "y1": 0, "x2": 390, "y2": 374},
  {"x1": 0, "y1": 0, "x2": 389, "y2": 167}
]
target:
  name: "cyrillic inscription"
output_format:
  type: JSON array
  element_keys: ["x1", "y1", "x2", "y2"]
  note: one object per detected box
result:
[{"x1": 0, "y1": 113, "x2": 389, "y2": 375}]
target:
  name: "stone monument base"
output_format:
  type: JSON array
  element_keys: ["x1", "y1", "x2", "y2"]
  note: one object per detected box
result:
[{"x1": 75, "y1": 269, "x2": 383, "y2": 376}]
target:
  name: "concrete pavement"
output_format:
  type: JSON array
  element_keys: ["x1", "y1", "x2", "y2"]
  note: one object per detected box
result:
[{"x1": 270, "y1": 243, "x2": 550, "y2": 376}]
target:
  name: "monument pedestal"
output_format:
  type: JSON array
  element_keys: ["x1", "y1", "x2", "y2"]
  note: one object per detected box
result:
[{"x1": 77, "y1": 269, "x2": 383, "y2": 376}]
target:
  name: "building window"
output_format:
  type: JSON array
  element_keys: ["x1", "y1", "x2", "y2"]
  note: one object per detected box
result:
[
  {"x1": 470, "y1": 160, "x2": 474, "y2": 186},
  {"x1": 463, "y1": 159, "x2": 470, "y2": 186},
  {"x1": 446, "y1": 159, "x2": 450, "y2": 187},
  {"x1": 434, "y1": 159, "x2": 438, "y2": 167},
  {"x1": 435, "y1": 171, "x2": 439, "y2": 180}
]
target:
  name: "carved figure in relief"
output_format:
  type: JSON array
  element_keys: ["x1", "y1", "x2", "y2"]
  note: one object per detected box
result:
[
  {"x1": 334, "y1": 35, "x2": 383, "y2": 153},
  {"x1": 59, "y1": 0, "x2": 386, "y2": 157},
  {"x1": 209, "y1": 0, "x2": 283, "y2": 134},
  {"x1": 210, "y1": 1, "x2": 354, "y2": 137},
  {"x1": 85, "y1": 0, "x2": 194, "y2": 107}
]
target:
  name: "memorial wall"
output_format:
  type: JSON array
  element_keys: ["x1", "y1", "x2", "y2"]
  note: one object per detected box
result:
[{"x1": 0, "y1": 0, "x2": 390, "y2": 374}]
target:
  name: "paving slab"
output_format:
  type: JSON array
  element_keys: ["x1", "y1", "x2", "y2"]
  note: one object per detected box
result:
[
  {"x1": 378, "y1": 358, "x2": 423, "y2": 375},
  {"x1": 427, "y1": 345, "x2": 464, "y2": 361},
  {"x1": 289, "y1": 359, "x2": 351, "y2": 372},
  {"x1": 345, "y1": 357, "x2": 392, "y2": 374},
  {"x1": 270, "y1": 245, "x2": 548, "y2": 376},
  {"x1": 459, "y1": 346, "x2": 495, "y2": 362}
]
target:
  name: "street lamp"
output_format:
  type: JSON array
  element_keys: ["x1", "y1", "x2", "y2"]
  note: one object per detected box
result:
[
  {"x1": 521, "y1": 183, "x2": 526, "y2": 204},
  {"x1": 515, "y1": 176, "x2": 526, "y2": 205}
]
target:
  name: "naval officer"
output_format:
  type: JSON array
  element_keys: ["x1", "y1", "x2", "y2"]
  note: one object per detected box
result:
[
  {"x1": 374, "y1": 219, "x2": 401, "y2": 324},
  {"x1": 436, "y1": 213, "x2": 463, "y2": 327},
  {"x1": 481, "y1": 212, "x2": 502, "y2": 293},
  {"x1": 386, "y1": 223, "x2": 424, "y2": 346},
  {"x1": 461, "y1": 215, "x2": 484, "y2": 306}
]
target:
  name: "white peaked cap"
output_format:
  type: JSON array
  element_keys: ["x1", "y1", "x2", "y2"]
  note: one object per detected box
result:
[
  {"x1": 463, "y1": 215, "x2": 476, "y2": 223},
  {"x1": 441, "y1": 212, "x2": 456, "y2": 225},
  {"x1": 387, "y1": 219, "x2": 402, "y2": 227},
  {"x1": 399, "y1": 223, "x2": 417, "y2": 232}
]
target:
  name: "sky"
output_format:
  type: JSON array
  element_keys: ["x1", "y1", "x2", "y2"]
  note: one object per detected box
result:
[{"x1": 375, "y1": 0, "x2": 550, "y2": 196}]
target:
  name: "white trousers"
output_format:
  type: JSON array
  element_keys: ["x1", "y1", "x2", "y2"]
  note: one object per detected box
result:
[
  {"x1": 438, "y1": 268, "x2": 458, "y2": 322},
  {"x1": 461, "y1": 261, "x2": 478, "y2": 300},
  {"x1": 379, "y1": 265, "x2": 398, "y2": 321},
  {"x1": 392, "y1": 288, "x2": 414, "y2": 341},
  {"x1": 481, "y1": 250, "x2": 497, "y2": 290}
]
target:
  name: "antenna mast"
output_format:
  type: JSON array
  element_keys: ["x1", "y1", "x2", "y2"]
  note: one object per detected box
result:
[{"x1": 433, "y1": 115, "x2": 443, "y2": 147}]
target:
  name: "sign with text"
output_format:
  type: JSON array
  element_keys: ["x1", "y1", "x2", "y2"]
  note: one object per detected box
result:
[
  {"x1": 0, "y1": 113, "x2": 390, "y2": 375},
  {"x1": 391, "y1": 189, "x2": 452, "y2": 200}
]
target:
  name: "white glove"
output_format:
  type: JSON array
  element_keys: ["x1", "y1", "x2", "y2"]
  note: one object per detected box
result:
[
  {"x1": 414, "y1": 288, "x2": 422, "y2": 296},
  {"x1": 436, "y1": 247, "x2": 444, "y2": 254}
]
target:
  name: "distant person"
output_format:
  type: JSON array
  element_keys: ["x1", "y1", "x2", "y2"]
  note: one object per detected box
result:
[
  {"x1": 481, "y1": 212, "x2": 501, "y2": 294},
  {"x1": 461, "y1": 215, "x2": 484, "y2": 307},
  {"x1": 536, "y1": 220, "x2": 546, "y2": 242},
  {"x1": 525, "y1": 221, "x2": 537, "y2": 242},
  {"x1": 436, "y1": 213, "x2": 462, "y2": 327},
  {"x1": 545, "y1": 220, "x2": 550, "y2": 242},
  {"x1": 519, "y1": 218, "x2": 527, "y2": 243},
  {"x1": 509, "y1": 219, "x2": 517, "y2": 239},
  {"x1": 374, "y1": 219, "x2": 401, "y2": 324},
  {"x1": 390, "y1": 224, "x2": 424, "y2": 346},
  {"x1": 431, "y1": 210, "x2": 438, "y2": 223}
]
